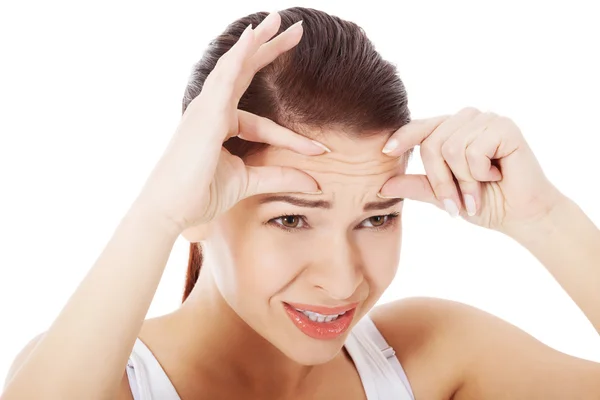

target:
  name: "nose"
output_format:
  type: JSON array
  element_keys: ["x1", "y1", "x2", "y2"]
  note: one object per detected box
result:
[{"x1": 307, "y1": 232, "x2": 364, "y2": 300}]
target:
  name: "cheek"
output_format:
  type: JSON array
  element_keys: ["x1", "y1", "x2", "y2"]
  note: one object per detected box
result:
[
  {"x1": 358, "y1": 228, "x2": 403, "y2": 289},
  {"x1": 211, "y1": 217, "x2": 309, "y2": 303},
  {"x1": 235, "y1": 237, "x2": 305, "y2": 297}
]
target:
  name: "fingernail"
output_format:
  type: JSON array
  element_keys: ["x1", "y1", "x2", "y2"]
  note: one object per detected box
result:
[
  {"x1": 464, "y1": 194, "x2": 477, "y2": 216},
  {"x1": 382, "y1": 138, "x2": 398, "y2": 154},
  {"x1": 443, "y1": 199, "x2": 459, "y2": 217},
  {"x1": 299, "y1": 190, "x2": 322, "y2": 195},
  {"x1": 240, "y1": 24, "x2": 253, "y2": 39},
  {"x1": 377, "y1": 192, "x2": 401, "y2": 199},
  {"x1": 311, "y1": 140, "x2": 331, "y2": 153},
  {"x1": 289, "y1": 20, "x2": 303, "y2": 30}
]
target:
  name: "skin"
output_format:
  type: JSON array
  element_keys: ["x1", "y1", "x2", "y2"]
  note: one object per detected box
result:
[
  {"x1": 115, "y1": 132, "x2": 409, "y2": 399},
  {"x1": 5, "y1": 10, "x2": 600, "y2": 400},
  {"x1": 135, "y1": 119, "x2": 600, "y2": 399},
  {"x1": 203, "y1": 132, "x2": 407, "y2": 367}
]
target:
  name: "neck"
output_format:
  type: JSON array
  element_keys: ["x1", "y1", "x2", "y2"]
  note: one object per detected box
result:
[{"x1": 173, "y1": 265, "x2": 321, "y2": 399}]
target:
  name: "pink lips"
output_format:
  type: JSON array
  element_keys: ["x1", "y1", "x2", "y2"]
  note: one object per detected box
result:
[{"x1": 283, "y1": 302, "x2": 358, "y2": 340}]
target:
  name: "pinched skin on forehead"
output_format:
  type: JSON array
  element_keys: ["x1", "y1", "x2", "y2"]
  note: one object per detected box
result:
[{"x1": 245, "y1": 132, "x2": 408, "y2": 204}]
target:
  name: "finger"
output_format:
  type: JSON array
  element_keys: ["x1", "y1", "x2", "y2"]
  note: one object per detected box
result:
[
  {"x1": 419, "y1": 140, "x2": 462, "y2": 216},
  {"x1": 402, "y1": 108, "x2": 484, "y2": 215},
  {"x1": 378, "y1": 174, "x2": 439, "y2": 207},
  {"x1": 236, "y1": 110, "x2": 330, "y2": 155},
  {"x1": 235, "y1": 19, "x2": 304, "y2": 101},
  {"x1": 249, "y1": 19, "x2": 304, "y2": 72},
  {"x1": 207, "y1": 22, "x2": 255, "y2": 87},
  {"x1": 382, "y1": 115, "x2": 449, "y2": 157},
  {"x1": 441, "y1": 112, "x2": 498, "y2": 215},
  {"x1": 200, "y1": 11, "x2": 283, "y2": 107},
  {"x1": 382, "y1": 107, "x2": 483, "y2": 157},
  {"x1": 195, "y1": 24, "x2": 255, "y2": 114},
  {"x1": 465, "y1": 129, "x2": 504, "y2": 183},
  {"x1": 217, "y1": 11, "x2": 283, "y2": 79},
  {"x1": 243, "y1": 165, "x2": 321, "y2": 198},
  {"x1": 251, "y1": 11, "x2": 284, "y2": 49}
]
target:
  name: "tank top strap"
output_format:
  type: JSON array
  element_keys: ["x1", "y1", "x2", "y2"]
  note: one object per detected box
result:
[
  {"x1": 344, "y1": 315, "x2": 415, "y2": 400},
  {"x1": 126, "y1": 338, "x2": 181, "y2": 400}
]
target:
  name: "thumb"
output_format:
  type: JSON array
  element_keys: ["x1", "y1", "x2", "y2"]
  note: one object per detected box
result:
[
  {"x1": 379, "y1": 174, "x2": 440, "y2": 207},
  {"x1": 243, "y1": 166, "x2": 321, "y2": 198}
]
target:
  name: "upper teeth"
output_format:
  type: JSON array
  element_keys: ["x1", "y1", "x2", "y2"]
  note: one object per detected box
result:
[{"x1": 295, "y1": 308, "x2": 346, "y2": 323}]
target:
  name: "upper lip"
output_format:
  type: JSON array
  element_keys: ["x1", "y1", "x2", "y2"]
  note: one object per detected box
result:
[{"x1": 286, "y1": 302, "x2": 359, "y2": 315}]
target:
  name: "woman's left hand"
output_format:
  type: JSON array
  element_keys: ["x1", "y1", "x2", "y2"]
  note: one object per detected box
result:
[{"x1": 378, "y1": 107, "x2": 565, "y2": 233}]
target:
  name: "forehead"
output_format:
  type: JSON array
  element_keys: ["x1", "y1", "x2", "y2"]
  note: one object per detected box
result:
[{"x1": 245, "y1": 131, "x2": 407, "y2": 195}]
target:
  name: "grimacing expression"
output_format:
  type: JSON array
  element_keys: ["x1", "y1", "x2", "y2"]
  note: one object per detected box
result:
[{"x1": 204, "y1": 132, "x2": 407, "y2": 365}]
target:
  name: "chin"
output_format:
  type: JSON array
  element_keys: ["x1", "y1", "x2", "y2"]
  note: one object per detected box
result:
[{"x1": 278, "y1": 334, "x2": 349, "y2": 365}]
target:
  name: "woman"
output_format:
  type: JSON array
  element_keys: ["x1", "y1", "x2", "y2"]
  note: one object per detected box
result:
[{"x1": 4, "y1": 7, "x2": 600, "y2": 400}]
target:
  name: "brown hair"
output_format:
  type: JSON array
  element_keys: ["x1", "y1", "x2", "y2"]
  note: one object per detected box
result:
[{"x1": 181, "y1": 7, "x2": 411, "y2": 302}]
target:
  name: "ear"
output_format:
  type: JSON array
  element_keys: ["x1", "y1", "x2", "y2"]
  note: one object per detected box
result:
[{"x1": 181, "y1": 222, "x2": 213, "y2": 243}]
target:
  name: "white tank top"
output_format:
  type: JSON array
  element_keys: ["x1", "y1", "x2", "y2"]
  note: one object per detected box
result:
[{"x1": 126, "y1": 315, "x2": 415, "y2": 400}]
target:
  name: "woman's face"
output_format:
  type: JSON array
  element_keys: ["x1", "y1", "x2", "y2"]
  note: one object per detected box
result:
[{"x1": 203, "y1": 131, "x2": 407, "y2": 365}]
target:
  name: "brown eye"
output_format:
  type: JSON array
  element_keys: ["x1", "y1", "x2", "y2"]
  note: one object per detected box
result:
[
  {"x1": 368, "y1": 215, "x2": 386, "y2": 227},
  {"x1": 269, "y1": 214, "x2": 307, "y2": 230},
  {"x1": 281, "y1": 216, "x2": 300, "y2": 228}
]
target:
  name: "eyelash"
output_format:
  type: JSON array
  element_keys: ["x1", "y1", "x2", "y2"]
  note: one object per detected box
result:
[{"x1": 266, "y1": 212, "x2": 401, "y2": 233}]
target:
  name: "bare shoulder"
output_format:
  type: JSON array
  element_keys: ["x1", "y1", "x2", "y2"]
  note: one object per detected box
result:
[
  {"x1": 369, "y1": 297, "x2": 467, "y2": 400},
  {"x1": 370, "y1": 296, "x2": 600, "y2": 400}
]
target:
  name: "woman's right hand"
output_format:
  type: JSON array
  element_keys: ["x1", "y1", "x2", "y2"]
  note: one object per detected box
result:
[{"x1": 135, "y1": 12, "x2": 327, "y2": 232}]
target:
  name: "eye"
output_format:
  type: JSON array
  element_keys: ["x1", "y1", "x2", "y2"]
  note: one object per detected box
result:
[
  {"x1": 359, "y1": 212, "x2": 400, "y2": 230},
  {"x1": 367, "y1": 215, "x2": 386, "y2": 227},
  {"x1": 280, "y1": 215, "x2": 301, "y2": 228},
  {"x1": 269, "y1": 214, "x2": 308, "y2": 230}
]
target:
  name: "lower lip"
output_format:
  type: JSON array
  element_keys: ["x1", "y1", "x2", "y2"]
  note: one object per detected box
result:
[{"x1": 283, "y1": 303, "x2": 356, "y2": 340}]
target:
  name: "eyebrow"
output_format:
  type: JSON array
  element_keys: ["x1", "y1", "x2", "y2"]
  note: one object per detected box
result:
[{"x1": 258, "y1": 195, "x2": 403, "y2": 212}]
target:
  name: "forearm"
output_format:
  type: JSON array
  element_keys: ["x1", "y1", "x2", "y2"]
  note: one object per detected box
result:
[
  {"x1": 3, "y1": 204, "x2": 181, "y2": 399},
  {"x1": 508, "y1": 195, "x2": 600, "y2": 335}
]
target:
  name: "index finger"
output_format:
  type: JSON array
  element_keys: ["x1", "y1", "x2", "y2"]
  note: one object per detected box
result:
[
  {"x1": 201, "y1": 13, "x2": 303, "y2": 110},
  {"x1": 235, "y1": 110, "x2": 330, "y2": 155},
  {"x1": 382, "y1": 115, "x2": 450, "y2": 157}
]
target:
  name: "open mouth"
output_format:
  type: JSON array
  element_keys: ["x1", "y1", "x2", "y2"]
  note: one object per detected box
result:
[{"x1": 283, "y1": 302, "x2": 357, "y2": 340}]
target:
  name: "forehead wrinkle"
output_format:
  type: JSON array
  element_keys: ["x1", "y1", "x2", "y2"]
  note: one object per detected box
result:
[
  {"x1": 246, "y1": 137, "x2": 408, "y2": 181},
  {"x1": 286, "y1": 156, "x2": 404, "y2": 178},
  {"x1": 307, "y1": 152, "x2": 394, "y2": 166},
  {"x1": 310, "y1": 181, "x2": 379, "y2": 209},
  {"x1": 299, "y1": 167, "x2": 396, "y2": 178}
]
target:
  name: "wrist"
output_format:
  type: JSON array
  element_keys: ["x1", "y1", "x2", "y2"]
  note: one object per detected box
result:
[
  {"x1": 502, "y1": 193, "x2": 574, "y2": 247},
  {"x1": 125, "y1": 202, "x2": 183, "y2": 240}
]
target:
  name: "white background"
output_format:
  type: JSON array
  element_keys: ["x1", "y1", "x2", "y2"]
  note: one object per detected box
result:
[{"x1": 1, "y1": 0, "x2": 600, "y2": 384}]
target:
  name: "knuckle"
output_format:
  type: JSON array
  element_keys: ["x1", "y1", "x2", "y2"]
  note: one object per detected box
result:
[
  {"x1": 471, "y1": 169, "x2": 488, "y2": 181},
  {"x1": 491, "y1": 114, "x2": 507, "y2": 124},
  {"x1": 431, "y1": 180, "x2": 457, "y2": 199},
  {"x1": 441, "y1": 141, "x2": 461, "y2": 160},
  {"x1": 459, "y1": 106, "x2": 481, "y2": 116},
  {"x1": 465, "y1": 144, "x2": 480, "y2": 160},
  {"x1": 498, "y1": 115, "x2": 517, "y2": 128},
  {"x1": 484, "y1": 111, "x2": 499, "y2": 119},
  {"x1": 494, "y1": 115, "x2": 522, "y2": 136}
]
